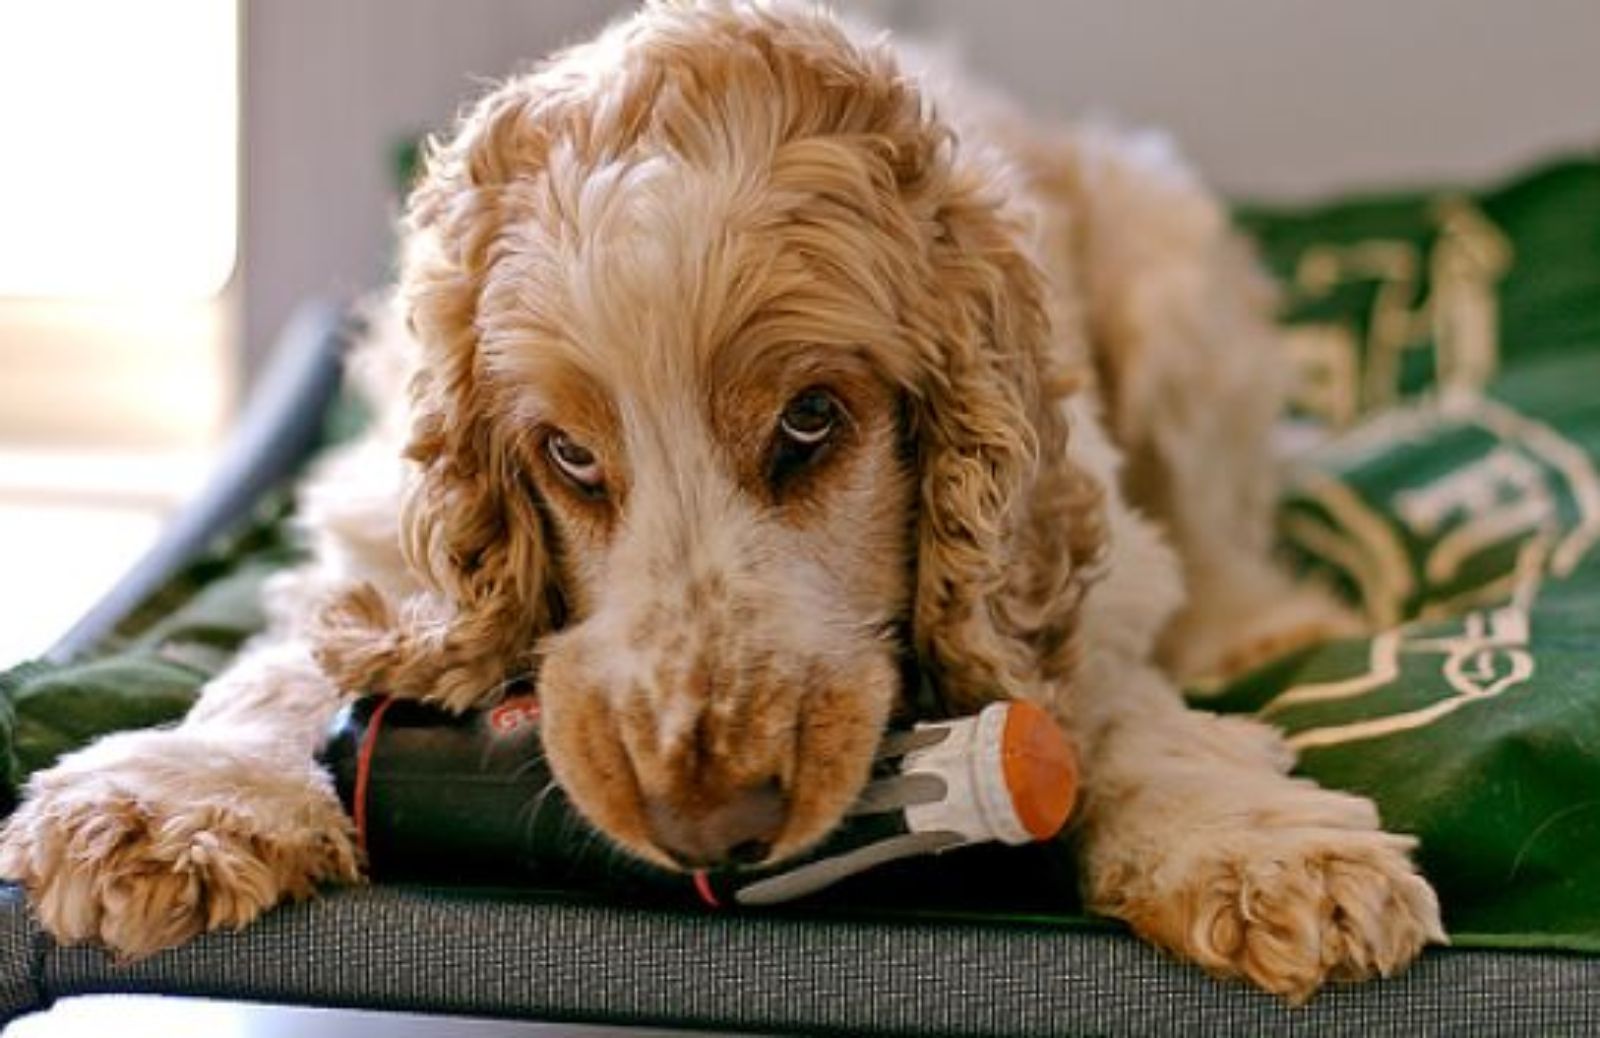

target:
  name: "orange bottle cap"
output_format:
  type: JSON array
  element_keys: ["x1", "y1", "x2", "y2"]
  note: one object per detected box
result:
[{"x1": 997, "y1": 699, "x2": 1079, "y2": 840}]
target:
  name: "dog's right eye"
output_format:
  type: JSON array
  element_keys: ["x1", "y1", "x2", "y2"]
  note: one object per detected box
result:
[{"x1": 546, "y1": 431, "x2": 605, "y2": 497}]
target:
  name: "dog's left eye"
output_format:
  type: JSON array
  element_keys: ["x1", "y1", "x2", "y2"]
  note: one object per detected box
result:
[
  {"x1": 770, "y1": 389, "x2": 843, "y2": 490},
  {"x1": 778, "y1": 389, "x2": 840, "y2": 446}
]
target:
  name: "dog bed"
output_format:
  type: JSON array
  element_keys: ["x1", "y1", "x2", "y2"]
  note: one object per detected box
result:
[{"x1": 1, "y1": 156, "x2": 1597, "y2": 1034}]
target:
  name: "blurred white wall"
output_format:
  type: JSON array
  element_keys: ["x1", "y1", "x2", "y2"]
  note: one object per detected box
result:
[
  {"x1": 894, "y1": 0, "x2": 1600, "y2": 199},
  {"x1": 241, "y1": 0, "x2": 1600, "y2": 373}
]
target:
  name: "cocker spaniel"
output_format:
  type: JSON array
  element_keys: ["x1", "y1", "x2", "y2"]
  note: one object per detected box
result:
[{"x1": 0, "y1": 0, "x2": 1443, "y2": 1000}]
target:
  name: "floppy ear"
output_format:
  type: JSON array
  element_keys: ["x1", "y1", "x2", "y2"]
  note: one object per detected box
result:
[
  {"x1": 709, "y1": 7, "x2": 1110, "y2": 714},
  {"x1": 311, "y1": 78, "x2": 570, "y2": 712},
  {"x1": 899, "y1": 144, "x2": 1107, "y2": 715}
]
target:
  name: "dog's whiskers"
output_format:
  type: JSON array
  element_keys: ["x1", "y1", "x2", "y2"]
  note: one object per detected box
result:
[
  {"x1": 446, "y1": 668, "x2": 537, "y2": 707},
  {"x1": 514, "y1": 777, "x2": 562, "y2": 836}
]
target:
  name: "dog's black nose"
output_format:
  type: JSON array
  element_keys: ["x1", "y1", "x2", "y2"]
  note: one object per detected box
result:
[{"x1": 646, "y1": 779, "x2": 787, "y2": 869}]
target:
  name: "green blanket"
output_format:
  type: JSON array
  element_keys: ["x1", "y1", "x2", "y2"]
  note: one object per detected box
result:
[
  {"x1": 1220, "y1": 156, "x2": 1600, "y2": 950},
  {"x1": 3, "y1": 156, "x2": 1598, "y2": 950}
]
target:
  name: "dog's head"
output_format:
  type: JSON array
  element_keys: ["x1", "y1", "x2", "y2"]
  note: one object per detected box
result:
[{"x1": 317, "y1": 1, "x2": 1103, "y2": 869}]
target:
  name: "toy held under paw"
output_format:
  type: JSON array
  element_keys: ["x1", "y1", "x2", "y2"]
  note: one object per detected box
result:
[{"x1": 323, "y1": 694, "x2": 1078, "y2": 906}]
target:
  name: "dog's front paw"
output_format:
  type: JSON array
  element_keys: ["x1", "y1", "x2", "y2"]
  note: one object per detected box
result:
[
  {"x1": 0, "y1": 728, "x2": 359, "y2": 959},
  {"x1": 1093, "y1": 825, "x2": 1445, "y2": 1002}
]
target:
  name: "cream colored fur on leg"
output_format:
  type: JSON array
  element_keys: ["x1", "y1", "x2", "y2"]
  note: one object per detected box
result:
[
  {"x1": 0, "y1": 644, "x2": 359, "y2": 958},
  {"x1": 0, "y1": 307, "x2": 414, "y2": 959},
  {"x1": 1041, "y1": 134, "x2": 1446, "y2": 999}
]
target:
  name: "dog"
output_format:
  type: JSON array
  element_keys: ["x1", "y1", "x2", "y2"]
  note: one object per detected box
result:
[{"x1": 0, "y1": 0, "x2": 1443, "y2": 1000}]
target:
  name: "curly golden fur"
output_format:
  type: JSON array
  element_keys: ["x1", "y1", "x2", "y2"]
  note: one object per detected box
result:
[{"x1": 0, "y1": 0, "x2": 1441, "y2": 1001}]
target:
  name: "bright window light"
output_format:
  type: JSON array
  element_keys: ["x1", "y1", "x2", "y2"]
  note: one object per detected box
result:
[{"x1": 0, "y1": 0, "x2": 237, "y2": 299}]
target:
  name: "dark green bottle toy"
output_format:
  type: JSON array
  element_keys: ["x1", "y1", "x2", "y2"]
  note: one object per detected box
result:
[{"x1": 323, "y1": 692, "x2": 1078, "y2": 906}]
